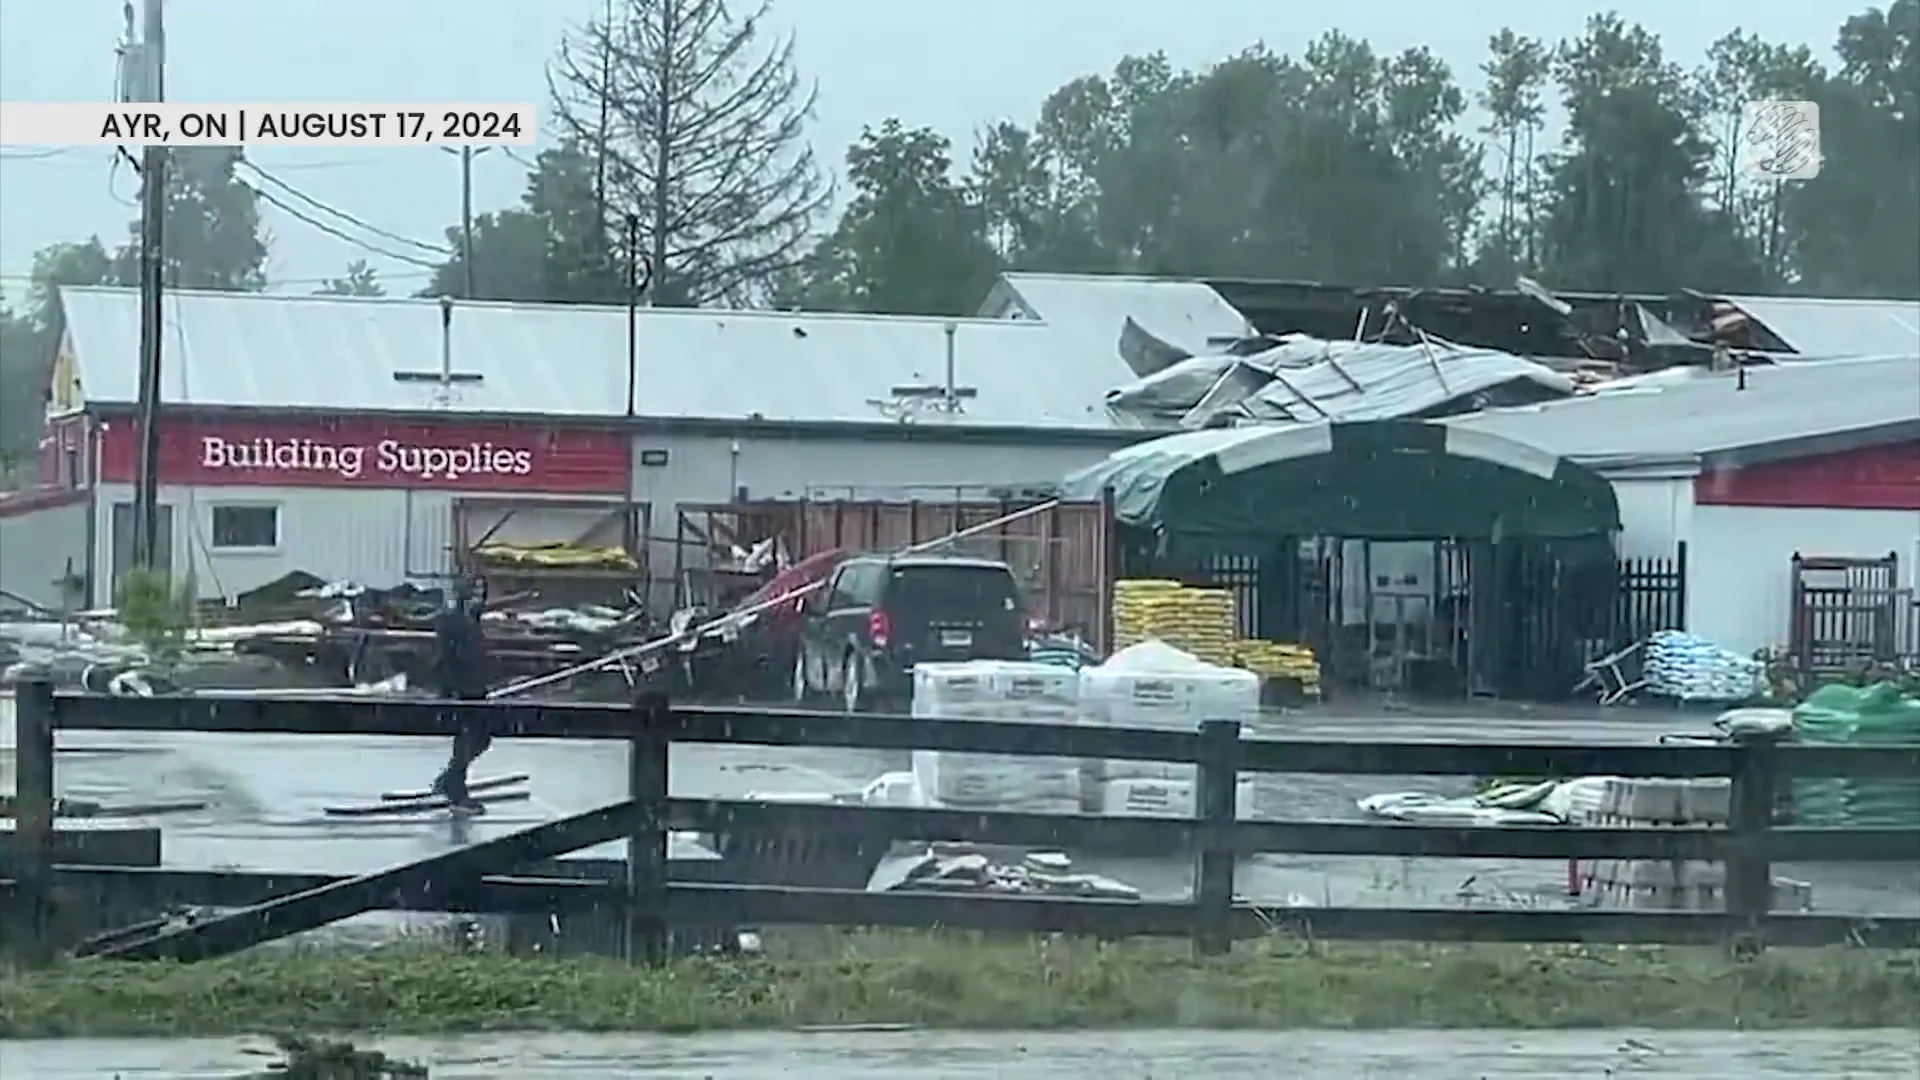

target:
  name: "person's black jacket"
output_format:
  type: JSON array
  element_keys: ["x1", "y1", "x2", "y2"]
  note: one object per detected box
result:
[{"x1": 432, "y1": 605, "x2": 489, "y2": 699}]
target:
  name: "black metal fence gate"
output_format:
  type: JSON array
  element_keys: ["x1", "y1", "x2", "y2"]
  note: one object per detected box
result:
[{"x1": 1124, "y1": 537, "x2": 1688, "y2": 701}]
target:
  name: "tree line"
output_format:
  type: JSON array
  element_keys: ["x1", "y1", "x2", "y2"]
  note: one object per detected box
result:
[{"x1": 2, "y1": 1, "x2": 1914, "y2": 471}]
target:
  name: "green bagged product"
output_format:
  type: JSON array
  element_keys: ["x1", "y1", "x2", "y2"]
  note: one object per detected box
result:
[{"x1": 1792, "y1": 683, "x2": 1920, "y2": 829}]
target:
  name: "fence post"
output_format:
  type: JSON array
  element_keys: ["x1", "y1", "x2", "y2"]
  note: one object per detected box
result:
[
  {"x1": 625, "y1": 690, "x2": 670, "y2": 965},
  {"x1": 1191, "y1": 718, "x2": 1241, "y2": 957},
  {"x1": 1724, "y1": 727, "x2": 1783, "y2": 952},
  {"x1": 8, "y1": 679, "x2": 58, "y2": 966},
  {"x1": 1674, "y1": 541, "x2": 1689, "y2": 630}
]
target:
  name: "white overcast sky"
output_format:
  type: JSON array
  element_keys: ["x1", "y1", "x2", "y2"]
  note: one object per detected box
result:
[{"x1": 0, "y1": 0, "x2": 1871, "y2": 295}]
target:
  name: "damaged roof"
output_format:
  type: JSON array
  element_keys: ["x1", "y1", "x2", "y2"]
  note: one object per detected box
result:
[
  {"x1": 1719, "y1": 295, "x2": 1920, "y2": 357},
  {"x1": 1446, "y1": 354, "x2": 1919, "y2": 467},
  {"x1": 979, "y1": 271, "x2": 1253, "y2": 352},
  {"x1": 992, "y1": 271, "x2": 1918, "y2": 366},
  {"x1": 58, "y1": 286, "x2": 1134, "y2": 431},
  {"x1": 1106, "y1": 335, "x2": 1573, "y2": 427}
]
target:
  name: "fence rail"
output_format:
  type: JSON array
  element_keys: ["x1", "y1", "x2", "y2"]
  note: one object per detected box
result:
[
  {"x1": 5, "y1": 682, "x2": 1920, "y2": 966},
  {"x1": 1792, "y1": 584, "x2": 1920, "y2": 675}
]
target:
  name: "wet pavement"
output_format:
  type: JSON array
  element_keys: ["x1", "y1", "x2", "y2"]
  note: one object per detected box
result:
[
  {"x1": 2, "y1": 695, "x2": 1915, "y2": 919},
  {"x1": 5, "y1": 1028, "x2": 1918, "y2": 1078}
]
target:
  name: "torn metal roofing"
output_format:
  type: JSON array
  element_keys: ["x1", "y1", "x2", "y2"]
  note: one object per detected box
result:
[
  {"x1": 980, "y1": 272, "x2": 1253, "y2": 355},
  {"x1": 1105, "y1": 334, "x2": 1574, "y2": 428},
  {"x1": 1720, "y1": 295, "x2": 1920, "y2": 357},
  {"x1": 1446, "y1": 354, "x2": 1919, "y2": 465},
  {"x1": 58, "y1": 286, "x2": 1132, "y2": 431}
]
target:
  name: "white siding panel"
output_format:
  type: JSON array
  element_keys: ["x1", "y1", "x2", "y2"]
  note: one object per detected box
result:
[
  {"x1": 90, "y1": 486, "x2": 668, "y2": 601},
  {"x1": 1687, "y1": 506, "x2": 1920, "y2": 656},
  {"x1": 94, "y1": 483, "x2": 456, "y2": 600},
  {"x1": 90, "y1": 483, "x2": 125, "y2": 595},
  {"x1": 399, "y1": 489, "x2": 456, "y2": 583},
  {"x1": 0, "y1": 499, "x2": 92, "y2": 609},
  {"x1": 180, "y1": 486, "x2": 452, "y2": 599},
  {"x1": 628, "y1": 432, "x2": 1113, "y2": 508},
  {"x1": 1608, "y1": 477, "x2": 1694, "y2": 559}
]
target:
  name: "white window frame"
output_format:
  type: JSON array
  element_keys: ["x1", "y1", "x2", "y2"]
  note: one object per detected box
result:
[{"x1": 207, "y1": 502, "x2": 282, "y2": 553}]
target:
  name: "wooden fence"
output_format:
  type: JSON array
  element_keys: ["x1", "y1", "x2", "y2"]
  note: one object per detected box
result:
[
  {"x1": 4, "y1": 681, "x2": 1919, "y2": 966},
  {"x1": 669, "y1": 496, "x2": 1113, "y2": 649},
  {"x1": 1792, "y1": 584, "x2": 1920, "y2": 677}
]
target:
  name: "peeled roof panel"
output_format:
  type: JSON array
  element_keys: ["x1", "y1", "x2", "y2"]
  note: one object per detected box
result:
[
  {"x1": 994, "y1": 272, "x2": 1253, "y2": 353},
  {"x1": 1446, "y1": 354, "x2": 1919, "y2": 460},
  {"x1": 1106, "y1": 337, "x2": 1573, "y2": 425},
  {"x1": 1725, "y1": 295, "x2": 1920, "y2": 357}
]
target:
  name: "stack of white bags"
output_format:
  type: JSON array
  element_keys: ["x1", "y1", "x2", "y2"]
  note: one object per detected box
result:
[
  {"x1": 1644, "y1": 629, "x2": 1764, "y2": 703},
  {"x1": 907, "y1": 641, "x2": 1266, "y2": 820},
  {"x1": 910, "y1": 661, "x2": 1084, "y2": 813},
  {"x1": 1077, "y1": 640, "x2": 1262, "y2": 819}
]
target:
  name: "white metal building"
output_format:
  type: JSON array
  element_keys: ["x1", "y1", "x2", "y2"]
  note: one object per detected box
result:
[
  {"x1": 6, "y1": 273, "x2": 1911, "y2": 648},
  {"x1": 2, "y1": 284, "x2": 1163, "y2": 606},
  {"x1": 1450, "y1": 356, "x2": 1920, "y2": 654}
]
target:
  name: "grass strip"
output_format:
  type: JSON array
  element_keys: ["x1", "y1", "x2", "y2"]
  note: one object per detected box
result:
[{"x1": 3, "y1": 932, "x2": 1916, "y2": 1037}]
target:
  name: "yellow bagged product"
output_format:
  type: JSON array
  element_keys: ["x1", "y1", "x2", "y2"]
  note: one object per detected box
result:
[
  {"x1": 1229, "y1": 638, "x2": 1322, "y2": 695},
  {"x1": 1110, "y1": 580, "x2": 1237, "y2": 662}
]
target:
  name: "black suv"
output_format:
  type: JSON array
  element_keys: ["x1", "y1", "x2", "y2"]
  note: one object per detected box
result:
[{"x1": 792, "y1": 553, "x2": 1027, "y2": 711}]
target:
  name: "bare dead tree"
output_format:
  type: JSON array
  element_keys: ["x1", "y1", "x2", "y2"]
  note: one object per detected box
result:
[{"x1": 549, "y1": 0, "x2": 829, "y2": 306}]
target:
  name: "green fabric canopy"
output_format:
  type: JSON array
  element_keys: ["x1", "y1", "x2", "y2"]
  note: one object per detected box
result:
[{"x1": 1066, "y1": 420, "x2": 1620, "y2": 556}]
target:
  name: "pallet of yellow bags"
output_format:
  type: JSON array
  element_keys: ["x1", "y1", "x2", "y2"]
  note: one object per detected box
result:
[
  {"x1": 1111, "y1": 580, "x2": 1236, "y2": 664},
  {"x1": 473, "y1": 541, "x2": 638, "y2": 571},
  {"x1": 1231, "y1": 638, "x2": 1322, "y2": 697}
]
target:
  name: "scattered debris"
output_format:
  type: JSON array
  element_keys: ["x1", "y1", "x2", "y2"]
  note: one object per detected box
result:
[
  {"x1": 870, "y1": 844, "x2": 1143, "y2": 900},
  {"x1": 1106, "y1": 331, "x2": 1573, "y2": 429},
  {"x1": 242, "y1": 1035, "x2": 428, "y2": 1080}
]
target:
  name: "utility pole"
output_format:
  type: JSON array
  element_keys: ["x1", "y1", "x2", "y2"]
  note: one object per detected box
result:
[
  {"x1": 128, "y1": 0, "x2": 168, "y2": 572},
  {"x1": 442, "y1": 145, "x2": 490, "y2": 297},
  {"x1": 624, "y1": 214, "x2": 640, "y2": 418}
]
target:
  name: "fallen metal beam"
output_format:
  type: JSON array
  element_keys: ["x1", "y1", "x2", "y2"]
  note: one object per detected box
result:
[{"x1": 92, "y1": 798, "x2": 643, "y2": 962}]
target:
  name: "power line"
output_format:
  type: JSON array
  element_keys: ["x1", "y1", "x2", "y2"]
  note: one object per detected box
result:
[
  {"x1": 243, "y1": 181, "x2": 445, "y2": 270},
  {"x1": 238, "y1": 158, "x2": 450, "y2": 257},
  {"x1": 257, "y1": 157, "x2": 388, "y2": 172},
  {"x1": 107, "y1": 148, "x2": 139, "y2": 207},
  {"x1": 2, "y1": 160, "x2": 449, "y2": 297},
  {"x1": 0, "y1": 269, "x2": 435, "y2": 289}
]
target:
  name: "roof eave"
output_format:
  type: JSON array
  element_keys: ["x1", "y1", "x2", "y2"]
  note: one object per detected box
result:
[
  {"x1": 1696, "y1": 418, "x2": 1920, "y2": 472},
  {"x1": 79, "y1": 401, "x2": 1162, "y2": 448}
]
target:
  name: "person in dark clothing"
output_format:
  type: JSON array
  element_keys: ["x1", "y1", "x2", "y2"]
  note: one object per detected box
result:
[{"x1": 431, "y1": 576, "x2": 493, "y2": 811}]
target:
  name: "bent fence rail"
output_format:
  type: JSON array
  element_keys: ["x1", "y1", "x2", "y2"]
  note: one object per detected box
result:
[{"x1": 4, "y1": 681, "x2": 1919, "y2": 965}]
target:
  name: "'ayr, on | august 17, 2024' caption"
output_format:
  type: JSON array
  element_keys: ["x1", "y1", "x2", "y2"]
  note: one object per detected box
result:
[{"x1": 0, "y1": 102, "x2": 536, "y2": 147}]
